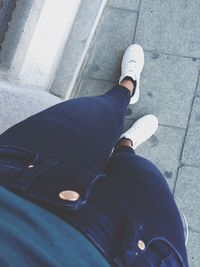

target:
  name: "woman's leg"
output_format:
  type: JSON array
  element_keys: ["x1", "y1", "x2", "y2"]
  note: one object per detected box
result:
[
  {"x1": 0, "y1": 44, "x2": 139, "y2": 172},
  {"x1": 104, "y1": 142, "x2": 186, "y2": 264},
  {"x1": 0, "y1": 83, "x2": 132, "y2": 171},
  {"x1": 104, "y1": 111, "x2": 184, "y2": 232},
  {"x1": 104, "y1": 144, "x2": 181, "y2": 226}
]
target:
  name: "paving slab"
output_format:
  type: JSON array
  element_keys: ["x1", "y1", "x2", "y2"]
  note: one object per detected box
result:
[
  {"x1": 87, "y1": 6, "x2": 137, "y2": 82},
  {"x1": 75, "y1": 78, "x2": 115, "y2": 97},
  {"x1": 125, "y1": 52, "x2": 199, "y2": 128},
  {"x1": 124, "y1": 119, "x2": 185, "y2": 192},
  {"x1": 174, "y1": 166, "x2": 200, "y2": 232},
  {"x1": 135, "y1": 0, "x2": 200, "y2": 58},
  {"x1": 187, "y1": 230, "x2": 200, "y2": 267},
  {"x1": 182, "y1": 97, "x2": 200, "y2": 165},
  {"x1": 107, "y1": 0, "x2": 140, "y2": 11}
]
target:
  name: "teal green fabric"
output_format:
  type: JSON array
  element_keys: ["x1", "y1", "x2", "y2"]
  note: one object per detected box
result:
[{"x1": 0, "y1": 187, "x2": 110, "y2": 267}]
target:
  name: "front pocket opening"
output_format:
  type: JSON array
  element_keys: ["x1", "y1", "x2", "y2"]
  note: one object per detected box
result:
[{"x1": 0, "y1": 145, "x2": 38, "y2": 170}]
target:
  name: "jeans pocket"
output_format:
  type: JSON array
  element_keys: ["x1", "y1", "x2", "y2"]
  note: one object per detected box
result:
[
  {"x1": 0, "y1": 145, "x2": 38, "y2": 181},
  {"x1": 0, "y1": 145, "x2": 57, "y2": 192},
  {"x1": 0, "y1": 145, "x2": 105, "y2": 212}
]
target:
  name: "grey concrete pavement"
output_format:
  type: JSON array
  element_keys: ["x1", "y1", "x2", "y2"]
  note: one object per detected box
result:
[
  {"x1": 87, "y1": 7, "x2": 137, "y2": 81},
  {"x1": 75, "y1": 0, "x2": 200, "y2": 266},
  {"x1": 135, "y1": 0, "x2": 200, "y2": 57},
  {"x1": 107, "y1": 0, "x2": 140, "y2": 11}
]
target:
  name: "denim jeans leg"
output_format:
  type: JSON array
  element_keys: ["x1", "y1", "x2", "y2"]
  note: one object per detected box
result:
[
  {"x1": 0, "y1": 85, "x2": 131, "y2": 171},
  {"x1": 104, "y1": 145, "x2": 185, "y2": 240}
]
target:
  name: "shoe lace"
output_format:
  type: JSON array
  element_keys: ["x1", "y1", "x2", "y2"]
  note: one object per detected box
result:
[{"x1": 124, "y1": 59, "x2": 137, "y2": 76}]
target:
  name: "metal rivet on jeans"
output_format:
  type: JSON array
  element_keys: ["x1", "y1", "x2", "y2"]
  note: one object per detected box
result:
[
  {"x1": 28, "y1": 164, "x2": 34, "y2": 168},
  {"x1": 59, "y1": 190, "x2": 80, "y2": 201},
  {"x1": 137, "y1": 240, "x2": 146, "y2": 251}
]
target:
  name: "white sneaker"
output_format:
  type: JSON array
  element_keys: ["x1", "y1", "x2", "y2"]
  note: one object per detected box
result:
[
  {"x1": 119, "y1": 115, "x2": 158, "y2": 149},
  {"x1": 119, "y1": 44, "x2": 144, "y2": 104}
]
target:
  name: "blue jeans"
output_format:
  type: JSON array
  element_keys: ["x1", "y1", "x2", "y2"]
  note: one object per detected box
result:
[{"x1": 0, "y1": 86, "x2": 188, "y2": 267}]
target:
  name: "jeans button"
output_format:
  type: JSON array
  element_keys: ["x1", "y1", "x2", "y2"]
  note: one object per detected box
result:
[
  {"x1": 59, "y1": 190, "x2": 80, "y2": 201},
  {"x1": 137, "y1": 240, "x2": 146, "y2": 251}
]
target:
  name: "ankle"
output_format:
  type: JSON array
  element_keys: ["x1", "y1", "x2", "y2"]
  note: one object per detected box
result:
[
  {"x1": 117, "y1": 137, "x2": 133, "y2": 148},
  {"x1": 120, "y1": 78, "x2": 136, "y2": 96}
]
